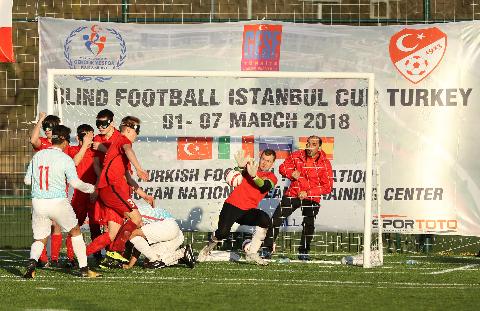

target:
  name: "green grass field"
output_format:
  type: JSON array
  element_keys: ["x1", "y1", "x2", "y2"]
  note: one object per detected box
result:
[{"x1": 1, "y1": 250, "x2": 480, "y2": 311}]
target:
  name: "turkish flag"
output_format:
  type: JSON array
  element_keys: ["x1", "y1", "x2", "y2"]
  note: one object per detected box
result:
[
  {"x1": 177, "y1": 137, "x2": 213, "y2": 160},
  {"x1": 0, "y1": 0, "x2": 15, "y2": 63}
]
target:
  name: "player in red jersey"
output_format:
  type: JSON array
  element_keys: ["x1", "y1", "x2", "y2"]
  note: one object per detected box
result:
[
  {"x1": 92, "y1": 109, "x2": 120, "y2": 177},
  {"x1": 65, "y1": 124, "x2": 103, "y2": 266},
  {"x1": 90, "y1": 109, "x2": 121, "y2": 227},
  {"x1": 86, "y1": 116, "x2": 152, "y2": 262},
  {"x1": 197, "y1": 149, "x2": 278, "y2": 265},
  {"x1": 30, "y1": 112, "x2": 64, "y2": 267},
  {"x1": 31, "y1": 112, "x2": 58, "y2": 152}
]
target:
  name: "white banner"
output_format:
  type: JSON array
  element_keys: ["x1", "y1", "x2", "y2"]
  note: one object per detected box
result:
[{"x1": 38, "y1": 18, "x2": 480, "y2": 236}]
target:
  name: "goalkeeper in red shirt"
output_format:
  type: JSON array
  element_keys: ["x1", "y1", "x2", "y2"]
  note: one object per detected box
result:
[{"x1": 197, "y1": 149, "x2": 277, "y2": 265}]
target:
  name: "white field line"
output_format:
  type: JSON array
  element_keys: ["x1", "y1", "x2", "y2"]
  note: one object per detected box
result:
[
  {"x1": 1, "y1": 275, "x2": 479, "y2": 289},
  {"x1": 429, "y1": 264, "x2": 479, "y2": 275},
  {"x1": 0, "y1": 264, "x2": 448, "y2": 273}
]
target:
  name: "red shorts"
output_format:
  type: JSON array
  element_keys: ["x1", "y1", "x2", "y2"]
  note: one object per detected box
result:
[
  {"x1": 92, "y1": 199, "x2": 124, "y2": 226},
  {"x1": 98, "y1": 183, "x2": 137, "y2": 224},
  {"x1": 71, "y1": 190, "x2": 96, "y2": 226}
]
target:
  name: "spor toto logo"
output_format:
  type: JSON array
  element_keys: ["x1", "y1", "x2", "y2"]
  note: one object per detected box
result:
[
  {"x1": 372, "y1": 216, "x2": 457, "y2": 233},
  {"x1": 64, "y1": 25, "x2": 127, "y2": 82},
  {"x1": 389, "y1": 27, "x2": 447, "y2": 84}
]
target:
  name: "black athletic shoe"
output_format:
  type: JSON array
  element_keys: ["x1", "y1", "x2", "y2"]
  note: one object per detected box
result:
[
  {"x1": 93, "y1": 253, "x2": 104, "y2": 265},
  {"x1": 49, "y1": 260, "x2": 61, "y2": 269},
  {"x1": 23, "y1": 259, "x2": 37, "y2": 279},
  {"x1": 65, "y1": 260, "x2": 77, "y2": 270},
  {"x1": 259, "y1": 248, "x2": 272, "y2": 260},
  {"x1": 143, "y1": 260, "x2": 166, "y2": 269},
  {"x1": 36, "y1": 260, "x2": 49, "y2": 268},
  {"x1": 298, "y1": 253, "x2": 311, "y2": 261},
  {"x1": 183, "y1": 244, "x2": 196, "y2": 269}
]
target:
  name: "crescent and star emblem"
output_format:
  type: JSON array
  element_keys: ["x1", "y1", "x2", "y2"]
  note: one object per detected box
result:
[
  {"x1": 183, "y1": 143, "x2": 200, "y2": 156},
  {"x1": 396, "y1": 32, "x2": 425, "y2": 52}
]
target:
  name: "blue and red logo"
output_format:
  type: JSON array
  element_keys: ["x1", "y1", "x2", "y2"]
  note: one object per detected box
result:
[
  {"x1": 241, "y1": 24, "x2": 282, "y2": 71},
  {"x1": 83, "y1": 25, "x2": 107, "y2": 56},
  {"x1": 64, "y1": 24, "x2": 127, "y2": 81}
]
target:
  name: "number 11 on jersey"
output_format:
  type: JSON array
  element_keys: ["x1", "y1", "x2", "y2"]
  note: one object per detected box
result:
[{"x1": 38, "y1": 165, "x2": 49, "y2": 190}]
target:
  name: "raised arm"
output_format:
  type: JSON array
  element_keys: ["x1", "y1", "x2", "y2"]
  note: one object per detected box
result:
[
  {"x1": 246, "y1": 160, "x2": 276, "y2": 194},
  {"x1": 73, "y1": 132, "x2": 94, "y2": 166},
  {"x1": 30, "y1": 112, "x2": 46, "y2": 150}
]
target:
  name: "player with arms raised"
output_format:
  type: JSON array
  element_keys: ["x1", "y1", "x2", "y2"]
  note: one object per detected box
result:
[{"x1": 197, "y1": 149, "x2": 277, "y2": 265}]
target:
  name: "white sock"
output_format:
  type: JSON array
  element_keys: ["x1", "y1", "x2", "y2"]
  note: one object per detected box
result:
[
  {"x1": 71, "y1": 234, "x2": 88, "y2": 268},
  {"x1": 160, "y1": 247, "x2": 185, "y2": 266},
  {"x1": 248, "y1": 227, "x2": 267, "y2": 254},
  {"x1": 130, "y1": 236, "x2": 157, "y2": 261},
  {"x1": 30, "y1": 241, "x2": 44, "y2": 261}
]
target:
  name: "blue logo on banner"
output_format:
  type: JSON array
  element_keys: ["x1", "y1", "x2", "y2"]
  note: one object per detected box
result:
[{"x1": 64, "y1": 25, "x2": 127, "y2": 82}]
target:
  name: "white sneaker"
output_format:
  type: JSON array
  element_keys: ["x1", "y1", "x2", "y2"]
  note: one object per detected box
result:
[{"x1": 245, "y1": 252, "x2": 268, "y2": 266}]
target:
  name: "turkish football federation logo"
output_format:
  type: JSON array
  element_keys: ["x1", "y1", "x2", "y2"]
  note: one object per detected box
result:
[{"x1": 389, "y1": 27, "x2": 447, "y2": 84}]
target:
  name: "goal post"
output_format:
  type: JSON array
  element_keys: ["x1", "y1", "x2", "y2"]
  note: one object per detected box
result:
[{"x1": 46, "y1": 69, "x2": 381, "y2": 268}]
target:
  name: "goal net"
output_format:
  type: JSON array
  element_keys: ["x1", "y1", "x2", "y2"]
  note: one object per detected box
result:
[{"x1": 46, "y1": 69, "x2": 381, "y2": 268}]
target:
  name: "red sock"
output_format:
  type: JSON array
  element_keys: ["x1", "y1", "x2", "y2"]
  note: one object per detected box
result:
[
  {"x1": 50, "y1": 233, "x2": 62, "y2": 261},
  {"x1": 110, "y1": 220, "x2": 137, "y2": 252},
  {"x1": 66, "y1": 235, "x2": 74, "y2": 261},
  {"x1": 39, "y1": 246, "x2": 48, "y2": 263},
  {"x1": 89, "y1": 224, "x2": 102, "y2": 257},
  {"x1": 87, "y1": 232, "x2": 112, "y2": 256}
]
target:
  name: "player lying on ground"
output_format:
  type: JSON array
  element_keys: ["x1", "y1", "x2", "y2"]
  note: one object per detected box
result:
[
  {"x1": 85, "y1": 116, "x2": 152, "y2": 262},
  {"x1": 24, "y1": 125, "x2": 100, "y2": 278},
  {"x1": 102, "y1": 201, "x2": 195, "y2": 269},
  {"x1": 29, "y1": 112, "x2": 65, "y2": 267},
  {"x1": 197, "y1": 149, "x2": 277, "y2": 266}
]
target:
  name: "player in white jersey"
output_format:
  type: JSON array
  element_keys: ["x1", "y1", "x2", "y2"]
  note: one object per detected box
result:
[
  {"x1": 120, "y1": 201, "x2": 195, "y2": 269},
  {"x1": 23, "y1": 125, "x2": 100, "y2": 278}
]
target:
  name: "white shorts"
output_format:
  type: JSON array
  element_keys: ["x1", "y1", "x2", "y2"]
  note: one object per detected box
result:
[
  {"x1": 142, "y1": 219, "x2": 184, "y2": 256},
  {"x1": 32, "y1": 198, "x2": 78, "y2": 240}
]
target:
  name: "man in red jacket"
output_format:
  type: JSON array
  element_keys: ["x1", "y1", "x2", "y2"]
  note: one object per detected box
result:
[{"x1": 262, "y1": 135, "x2": 333, "y2": 260}]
